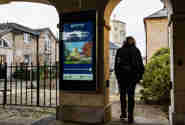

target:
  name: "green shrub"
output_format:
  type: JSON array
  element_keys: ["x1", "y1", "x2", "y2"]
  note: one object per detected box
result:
[
  {"x1": 13, "y1": 68, "x2": 37, "y2": 80},
  {"x1": 140, "y1": 48, "x2": 170, "y2": 104},
  {"x1": 152, "y1": 47, "x2": 170, "y2": 57}
]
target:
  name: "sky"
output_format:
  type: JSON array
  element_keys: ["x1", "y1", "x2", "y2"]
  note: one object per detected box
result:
[
  {"x1": 111, "y1": 0, "x2": 163, "y2": 56},
  {"x1": 0, "y1": 0, "x2": 163, "y2": 56},
  {"x1": 0, "y1": 2, "x2": 59, "y2": 36}
]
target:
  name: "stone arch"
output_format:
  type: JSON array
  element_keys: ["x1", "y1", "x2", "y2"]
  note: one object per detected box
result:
[
  {"x1": 103, "y1": 0, "x2": 121, "y2": 81},
  {"x1": 0, "y1": 0, "x2": 52, "y2": 5},
  {"x1": 104, "y1": 0, "x2": 120, "y2": 25},
  {"x1": 0, "y1": 0, "x2": 59, "y2": 25}
]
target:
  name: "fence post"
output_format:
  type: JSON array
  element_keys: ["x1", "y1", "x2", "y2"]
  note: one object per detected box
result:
[
  {"x1": 37, "y1": 63, "x2": 40, "y2": 106},
  {"x1": 3, "y1": 63, "x2": 7, "y2": 107},
  {"x1": 56, "y1": 61, "x2": 58, "y2": 106}
]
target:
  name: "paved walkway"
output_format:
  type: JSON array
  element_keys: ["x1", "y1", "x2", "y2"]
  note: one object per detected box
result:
[
  {"x1": 30, "y1": 101, "x2": 169, "y2": 125},
  {"x1": 32, "y1": 117, "x2": 168, "y2": 125},
  {"x1": 0, "y1": 84, "x2": 169, "y2": 125},
  {"x1": 0, "y1": 100, "x2": 169, "y2": 125}
]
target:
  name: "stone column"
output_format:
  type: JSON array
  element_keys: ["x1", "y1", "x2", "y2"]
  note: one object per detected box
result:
[
  {"x1": 169, "y1": 13, "x2": 185, "y2": 125},
  {"x1": 56, "y1": 11, "x2": 111, "y2": 124},
  {"x1": 55, "y1": 0, "x2": 120, "y2": 123}
]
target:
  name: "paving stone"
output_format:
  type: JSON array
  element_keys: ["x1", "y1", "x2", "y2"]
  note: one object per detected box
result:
[{"x1": 0, "y1": 85, "x2": 169, "y2": 125}]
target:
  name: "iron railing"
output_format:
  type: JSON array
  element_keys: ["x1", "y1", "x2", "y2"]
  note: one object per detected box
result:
[{"x1": 0, "y1": 62, "x2": 59, "y2": 108}]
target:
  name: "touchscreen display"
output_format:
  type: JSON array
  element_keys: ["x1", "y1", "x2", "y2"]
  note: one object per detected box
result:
[{"x1": 62, "y1": 21, "x2": 94, "y2": 81}]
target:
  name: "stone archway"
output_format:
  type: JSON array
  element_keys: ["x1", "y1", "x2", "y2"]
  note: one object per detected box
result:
[
  {"x1": 0, "y1": 0, "x2": 122, "y2": 124},
  {"x1": 2, "y1": 0, "x2": 185, "y2": 125},
  {"x1": 55, "y1": 0, "x2": 122, "y2": 124}
]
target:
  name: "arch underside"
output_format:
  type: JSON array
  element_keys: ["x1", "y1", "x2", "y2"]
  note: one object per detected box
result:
[{"x1": 0, "y1": 0, "x2": 51, "y2": 5}]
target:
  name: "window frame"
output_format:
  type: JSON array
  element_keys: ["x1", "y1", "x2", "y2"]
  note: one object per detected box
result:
[
  {"x1": 24, "y1": 55, "x2": 31, "y2": 65},
  {"x1": 24, "y1": 33, "x2": 32, "y2": 44},
  {"x1": 44, "y1": 33, "x2": 51, "y2": 52},
  {"x1": 0, "y1": 39, "x2": 10, "y2": 48}
]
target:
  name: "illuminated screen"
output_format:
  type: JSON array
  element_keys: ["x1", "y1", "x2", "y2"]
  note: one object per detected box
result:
[{"x1": 62, "y1": 21, "x2": 94, "y2": 81}]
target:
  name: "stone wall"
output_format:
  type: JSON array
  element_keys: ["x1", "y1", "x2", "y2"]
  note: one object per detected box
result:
[{"x1": 145, "y1": 18, "x2": 169, "y2": 61}]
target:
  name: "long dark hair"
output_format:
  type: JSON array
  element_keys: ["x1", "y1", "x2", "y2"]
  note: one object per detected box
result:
[{"x1": 123, "y1": 36, "x2": 136, "y2": 46}]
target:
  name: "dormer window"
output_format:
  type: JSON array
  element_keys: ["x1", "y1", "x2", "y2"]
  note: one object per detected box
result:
[{"x1": 24, "y1": 33, "x2": 32, "y2": 43}]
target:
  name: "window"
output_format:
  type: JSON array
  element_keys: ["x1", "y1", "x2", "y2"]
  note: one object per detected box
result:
[
  {"x1": 24, "y1": 33, "x2": 32, "y2": 43},
  {"x1": 24, "y1": 55, "x2": 31, "y2": 64},
  {"x1": 0, "y1": 39, "x2": 9, "y2": 48},
  {"x1": 114, "y1": 26, "x2": 118, "y2": 31},
  {"x1": 120, "y1": 31, "x2": 125, "y2": 41},
  {"x1": 4, "y1": 41, "x2": 8, "y2": 48},
  {"x1": 44, "y1": 55, "x2": 50, "y2": 65},
  {"x1": 0, "y1": 55, "x2": 6, "y2": 64},
  {"x1": 112, "y1": 49, "x2": 116, "y2": 56},
  {"x1": 44, "y1": 34, "x2": 51, "y2": 52},
  {"x1": 0, "y1": 40, "x2": 2, "y2": 47}
]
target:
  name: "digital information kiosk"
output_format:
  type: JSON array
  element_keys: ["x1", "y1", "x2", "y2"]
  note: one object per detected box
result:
[{"x1": 60, "y1": 10, "x2": 97, "y2": 91}]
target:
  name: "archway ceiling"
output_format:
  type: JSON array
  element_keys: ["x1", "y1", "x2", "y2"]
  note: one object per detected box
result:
[
  {"x1": 0, "y1": 0, "x2": 51, "y2": 5},
  {"x1": 0, "y1": 0, "x2": 121, "y2": 15}
]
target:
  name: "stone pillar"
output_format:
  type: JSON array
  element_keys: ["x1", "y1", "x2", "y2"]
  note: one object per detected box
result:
[
  {"x1": 169, "y1": 13, "x2": 185, "y2": 125},
  {"x1": 55, "y1": 0, "x2": 120, "y2": 124},
  {"x1": 56, "y1": 11, "x2": 110, "y2": 124}
]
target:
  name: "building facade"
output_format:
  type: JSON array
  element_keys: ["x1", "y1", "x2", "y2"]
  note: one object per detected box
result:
[
  {"x1": 109, "y1": 42, "x2": 119, "y2": 71},
  {"x1": 36, "y1": 28, "x2": 59, "y2": 65},
  {"x1": 144, "y1": 7, "x2": 168, "y2": 62},
  {"x1": 109, "y1": 19, "x2": 126, "y2": 70},
  {"x1": 0, "y1": 23, "x2": 58, "y2": 66},
  {"x1": 110, "y1": 20, "x2": 126, "y2": 47}
]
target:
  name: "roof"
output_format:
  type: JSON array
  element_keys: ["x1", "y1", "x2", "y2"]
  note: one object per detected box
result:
[
  {"x1": 35, "y1": 28, "x2": 58, "y2": 41},
  {"x1": 144, "y1": 8, "x2": 168, "y2": 19},
  {"x1": 0, "y1": 23, "x2": 40, "y2": 35},
  {"x1": 0, "y1": 23, "x2": 57, "y2": 41},
  {"x1": 110, "y1": 42, "x2": 119, "y2": 49}
]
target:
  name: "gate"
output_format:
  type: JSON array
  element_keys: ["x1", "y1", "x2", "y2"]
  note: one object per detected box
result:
[{"x1": 0, "y1": 63, "x2": 59, "y2": 108}]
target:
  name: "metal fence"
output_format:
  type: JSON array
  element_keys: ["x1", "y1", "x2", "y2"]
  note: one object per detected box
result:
[{"x1": 0, "y1": 63, "x2": 59, "y2": 108}]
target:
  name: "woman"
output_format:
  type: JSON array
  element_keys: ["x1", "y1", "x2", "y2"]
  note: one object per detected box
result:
[{"x1": 114, "y1": 36, "x2": 144, "y2": 123}]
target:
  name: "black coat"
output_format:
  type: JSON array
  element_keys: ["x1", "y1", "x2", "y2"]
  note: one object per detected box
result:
[{"x1": 114, "y1": 44, "x2": 144, "y2": 87}]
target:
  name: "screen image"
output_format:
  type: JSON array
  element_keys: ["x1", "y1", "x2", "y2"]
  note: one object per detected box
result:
[{"x1": 63, "y1": 21, "x2": 94, "y2": 81}]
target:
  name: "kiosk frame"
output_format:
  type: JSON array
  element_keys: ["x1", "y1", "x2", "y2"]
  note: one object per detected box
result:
[{"x1": 59, "y1": 10, "x2": 97, "y2": 92}]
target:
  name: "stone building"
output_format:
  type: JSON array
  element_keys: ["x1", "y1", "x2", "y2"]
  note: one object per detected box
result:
[
  {"x1": 110, "y1": 20, "x2": 126, "y2": 47},
  {"x1": 109, "y1": 20, "x2": 126, "y2": 94},
  {"x1": 0, "y1": 0, "x2": 185, "y2": 124},
  {"x1": 109, "y1": 42, "x2": 119, "y2": 71},
  {"x1": 144, "y1": 4, "x2": 168, "y2": 62},
  {"x1": 36, "y1": 28, "x2": 59, "y2": 65},
  {"x1": 109, "y1": 19, "x2": 126, "y2": 70},
  {"x1": 0, "y1": 23, "x2": 58, "y2": 66}
]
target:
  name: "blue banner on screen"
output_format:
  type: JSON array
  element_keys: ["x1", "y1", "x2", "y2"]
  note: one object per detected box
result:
[{"x1": 63, "y1": 21, "x2": 94, "y2": 81}]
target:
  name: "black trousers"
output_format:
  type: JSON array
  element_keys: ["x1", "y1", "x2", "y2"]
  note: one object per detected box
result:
[{"x1": 119, "y1": 83, "x2": 136, "y2": 116}]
